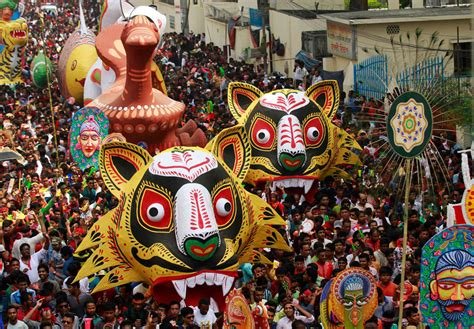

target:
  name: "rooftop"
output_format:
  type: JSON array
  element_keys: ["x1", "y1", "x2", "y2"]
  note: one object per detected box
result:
[
  {"x1": 321, "y1": 5, "x2": 471, "y2": 24},
  {"x1": 276, "y1": 9, "x2": 347, "y2": 19}
]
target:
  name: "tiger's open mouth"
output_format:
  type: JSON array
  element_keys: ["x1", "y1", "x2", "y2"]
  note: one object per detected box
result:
[
  {"x1": 10, "y1": 30, "x2": 26, "y2": 39},
  {"x1": 153, "y1": 271, "x2": 236, "y2": 311}
]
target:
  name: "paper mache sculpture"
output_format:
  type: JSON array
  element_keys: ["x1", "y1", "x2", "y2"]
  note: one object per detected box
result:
[
  {"x1": 58, "y1": 25, "x2": 98, "y2": 103},
  {"x1": 447, "y1": 152, "x2": 474, "y2": 226},
  {"x1": 0, "y1": 0, "x2": 27, "y2": 84},
  {"x1": 223, "y1": 289, "x2": 255, "y2": 329},
  {"x1": 31, "y1": 51, "x2": 53, "y2": 88},
  {"x1": 87, "y1": 7, "x2": 206, "y2": 152},
  {"x1": 224, "y1": 81, "x2": 361, "y2": 194},
  {"x1": 69, "y1": 107, "x2": 109, "y2": 171},
  {"x1": 83, "y1": 0, "x2": 167, "y2": 105},
  {"x1": 75, "y1": 126, "x2": 291, "y2": 310},
  {"x1": 420, "y1": 225, "x2": 473, "y2": 328},
  {"x1": 320, "y1": 268, "x2": 378, "y2": 329}
]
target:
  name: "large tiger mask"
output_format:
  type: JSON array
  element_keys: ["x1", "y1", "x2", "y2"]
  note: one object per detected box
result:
[
  {"x1": 76, "y1": 126, "x2": 290, "y2": 309},
  {"x1": 225, "y1": 81, "x2": 361, "y2": 193}
]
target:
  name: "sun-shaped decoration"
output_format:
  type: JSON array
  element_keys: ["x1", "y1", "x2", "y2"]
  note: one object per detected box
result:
[
  {"x1": 387, "y1": 92, "x2": 432, "y2": 158},
  {"x1": 353, "y1": 28, "x2": 470, "y2": 201}
]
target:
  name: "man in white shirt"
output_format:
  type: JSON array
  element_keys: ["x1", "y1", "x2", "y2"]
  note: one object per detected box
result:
[
  {"x1": 355, "y1": 193, "x2": 374, "y2": 212},
  {"x1": 276, "y1": 302, "x2": 314, "y2": 329},
  {"x1": 5, "y1": 305, "x2": 28, "y2": 329},
  {"x1": 12, "y1": 231, "x2": 45, "y2": 260},
  {"x1": 293, "y1": 60, "x2": 307, "y2": 88},
  {"x1": 359, "y1": 253, "x2": 379, "y2": 280},
  {"x1": 19, "y1": 237, "x2": 49, "y2": 284},
  {"x1": 193, "y1": 298, "x2": 217, "y2": 329},
  {"x1": 311, "y1": 68, "x2": 323, "y2": 85}
]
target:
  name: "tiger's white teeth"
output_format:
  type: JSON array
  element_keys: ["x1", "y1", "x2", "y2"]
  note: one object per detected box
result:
[
  {"x1": 302, "y1": 180, "x2": 313, "y2": 193},
  {"x1": 195, "y1": 273, "x2": 205, "y2": 285},
  {"x1": 172, "y1": 274, "x2": 235, "y2": 301},
  {"x1": 222, "y1": 276, "x2": 234, "y2": 296},
  {"x1": 187, "y1": 276, "x2": 196, "y2": 288},
  {"x1": 205, "y1": 273, "x2": 215, "y2": 286},
  {"x1": 271, "y1": 179, "x2": 314, "y2": 193},
  {"x1": 210, "y1": 297, "x2": 219, "y2": 312},
  {"x1": 172, "y1": 280, "x2": 187, "y2": 300}
]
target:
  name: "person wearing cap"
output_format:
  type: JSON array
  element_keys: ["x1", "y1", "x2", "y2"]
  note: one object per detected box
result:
[
  {"x1": 48, "y1": 236, "x2": 64, "y2": 281},
  {"x1": 298, "y1": 289, "x2": 316, "y2": 315}
]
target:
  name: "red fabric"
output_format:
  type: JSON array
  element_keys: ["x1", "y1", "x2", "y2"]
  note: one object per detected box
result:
[
  {"x1": 315, "y1": 261, "x2": 333, "y2": 280},
  {"x1": 378, "y1": 281, "x2": 398, "y2": 298}
]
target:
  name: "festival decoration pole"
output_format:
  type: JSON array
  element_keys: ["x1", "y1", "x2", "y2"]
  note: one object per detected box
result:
[
  {"x1": 398, "y1": 158, "x2": 412, "y2": 327},
  {"x1": 39, "y1": 12, "x2": 60, "y2": 179}
]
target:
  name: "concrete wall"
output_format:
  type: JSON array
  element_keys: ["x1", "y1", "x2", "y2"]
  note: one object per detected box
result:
[
  {"x1": 189, "y1": 0, "x2": 241, "y2": 35},
  {"x1": 270, "y1": 10, "x2": 326, "y2": 77},
  {"x1": 188, "y1": 0, "x2": 205, "y2": 34},
  {"x1": 355, "y1": 19, "x2": 472, "y2": 67},
  {"x1": 204, "y1": 17, "x2": 228, "y2": 48},
  {"x1": 157, "y1": 1, "x2": 181, "y2": 33},
  {"x1": 324, "y1": 17, "x2": 473, "y2": 93},
  {"x1": 204, "y1": 17, "x2": 252, "y2": 60}
]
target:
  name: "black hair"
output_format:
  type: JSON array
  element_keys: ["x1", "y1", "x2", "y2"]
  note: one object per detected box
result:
[
  {"x1": 132, "y1": 293, "x2": 145, "y2": 300},
  {"x1": 379, "y1": 266, "x2": 393, "y2": 276},
  {"x1": 292, "y1": 320, "x2": 306, "y2": 329},
  {"x1": 349, "y1": 261, "x2": 360, "y2": 267},
  {"x1": 39, "y1": 322, "x2": 52, "y2": 329},
  {"x1": 181, "y1": 306, "x2": 194, "y2": 317},
  {"x1": 169, "y1": 300, "x2": 180, "y2": 308},
  {"x1": 19, "y1": 243, "x2": 30, "y2": 251},
  {"x1": 198, "y1": 298, "x2": 210, "y2": 306},
  {"x1": 16, "y1": 273, "x2": 30, "y2": 285},
  {"x1": 305, "y1": 267, "x2": 318, "y2": 282},
  {"x1": 358, "y1": 253, "x2": 370, "y2": 261},
  {"x1": 102, "y1": 302, "x2": 115, "y2": 312},
  {"x1": 294, "y1": 255, "x2": 304, "y2": 263},
  {"x1": 37, "y1": 263, "x2": 49, "y2": 273},
  {"x1": 405, "y1": 306, "x2": 419, "y2": 318},
  {"x1": 83, "y1": 300, "x2": 96, "y2": 309},
  {"x1": 6, "y1": 305, "x2": 18, "y2": 312}
]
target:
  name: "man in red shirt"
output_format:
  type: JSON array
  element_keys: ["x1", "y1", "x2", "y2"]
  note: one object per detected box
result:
[
  {"x1": 377, "y1": 266, "x2": 398, "y2": 300},
  {"x1": 314, "y1": 248, "x2": 333, "y2": 280}
]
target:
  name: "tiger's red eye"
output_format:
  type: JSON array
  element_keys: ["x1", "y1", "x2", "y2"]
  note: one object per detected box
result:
[
  {"x1": 213, "y1": 186, "x2": 235, "y2": 227},
  {"x1": 304, "y1": 117, "x2": 324, "y2": 147},
  {"x1": 251, "y1": 117, "x2": 275, "y2": 149},
  {"x1": 140, "y1": 189, "x2": 172, "y2": 230}
]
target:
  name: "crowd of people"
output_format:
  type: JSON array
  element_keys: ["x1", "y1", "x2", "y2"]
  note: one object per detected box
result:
[{"x1": 0, "y1": 2, "x2": 467, "y2": 329}]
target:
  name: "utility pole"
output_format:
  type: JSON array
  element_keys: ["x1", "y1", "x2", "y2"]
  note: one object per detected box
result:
[
  {"x1": 259, "y1": 0, "x2": 270, "y2": 74},
  {"x1": 456, "y1": 26, "x2": 460, "y2": 97}
]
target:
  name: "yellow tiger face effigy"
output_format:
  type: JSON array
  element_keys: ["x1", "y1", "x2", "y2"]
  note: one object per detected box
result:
[
  {"x1": 224, "y1": 81, "x2": 361, "y2": 193},
  {"x1": 0, "y1": 17, "x2": 28, "y2": 48},
  {"x1": 76, "y1": 126, "x2": 290, "y2": 309}
]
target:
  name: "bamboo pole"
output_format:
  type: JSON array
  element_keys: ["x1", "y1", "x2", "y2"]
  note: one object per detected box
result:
[
  {"x1": 39, "y1": 12, "x2": 60, "y2": 181},
  {"x1": 398, "y1": 158, "x2": 412, "y2": 327}
]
